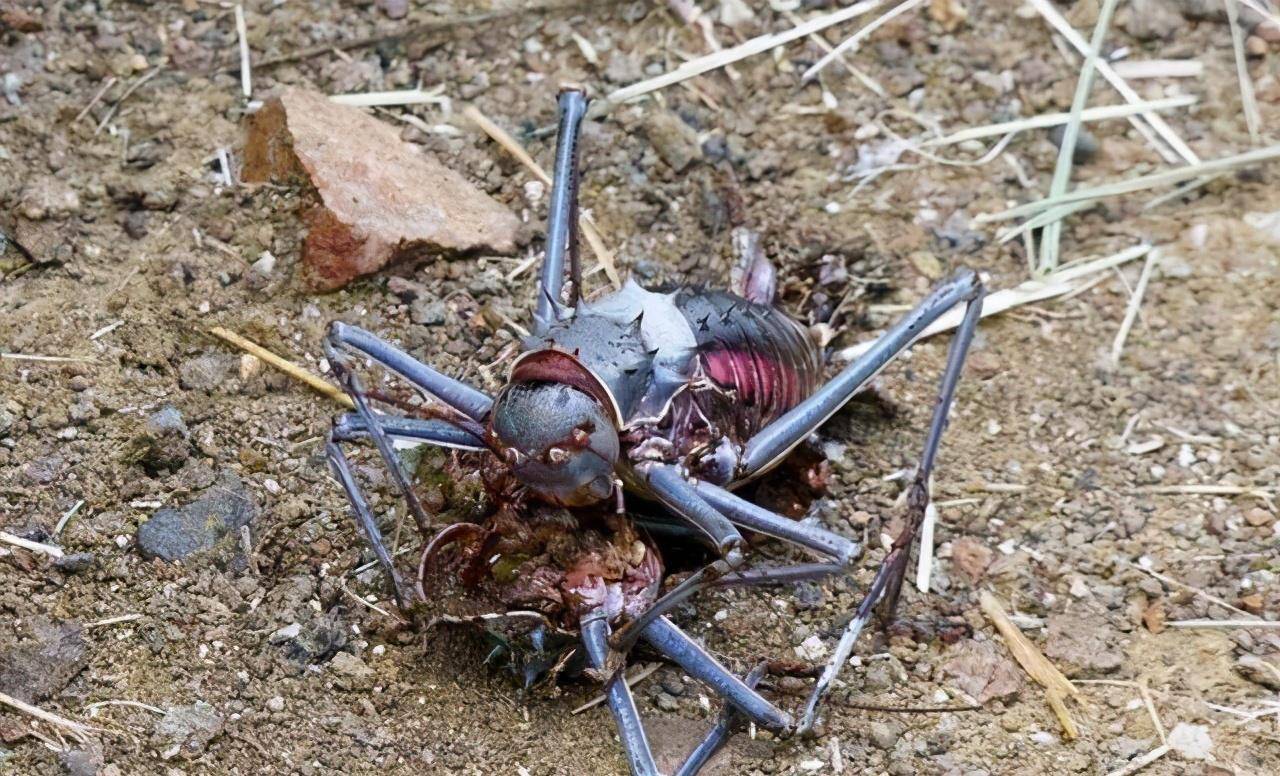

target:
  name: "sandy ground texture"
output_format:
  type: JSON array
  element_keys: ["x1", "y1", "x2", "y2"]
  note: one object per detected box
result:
[{"x1": 2, "y1": 1, "x2": 1280, "y2": 774}]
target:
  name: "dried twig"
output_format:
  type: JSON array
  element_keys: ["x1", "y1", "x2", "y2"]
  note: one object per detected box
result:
[
  {"x1": 1130, "y1": 562, "x2": 1260, "y2": 620},
  {"x1": 1167, "y1": 619, "x2": 1280, "y2": 629},
  {"x1": 571, "y1": 663, "x2": 662, "y2": 714},
  {"x1": 74, "y1": 76, "x2": 117, "y2": 124},
  {"x1": 54, "y1": 500, "x2": 86, "y2": 537},
  {"x1": 234, "y1": 4, "x2": 251, "y2": 99},
  {"x1": 597, "y1": 0, "x2": 883, "y2": 114},
  {"x1": 85, "y1": 614, "x2": 143, "y2": 629},
  {"x1": 1224, "y1": 0, "x2": 1261, "y2": 145},
  {"x1": 206, "y1": 327, "x2": 354, "y2": 409},
  {"x1": 209, "y1": 1, "x2": 613, "y2": 75},
  {"x1": 95, "y1": 67, "x2": 161, "y2": 135},
  {"x1": 978, "y1": 145, "x2": 1280, "y2": 223},
  {"x1": 922, "y1": 96, "x2": 1195, "y2": 149},
  {"x1": 1, "y1": 352, "x2": 97, "y2": 364},
  {"x1": 835, "y1": 243, "x2": 1150, "y2": 361},
  {"x1": 1110, "y1": 249, "x2": 1159, "y2": 367},
  {"x1": 980, "y1": 591, "x2": 1079, "y2": 739},
  {"x1": 1110, "y1": 59, "x2": 1204, "y2": 80},
  {"x1": 461, "y1": 105, "x2": 620, "y2": 289},
  {"x1": 0, "y1": 530, "x2": 64, "y2": 559},
  {"x1": 0, "y1": 690, "x2": 102, "y2": 743},
  {"x1": 801, "y1": 0, "x2": 924, "y2": 84},
  {"x1": 1026, "y1": 0, "x2": 1198, "y2": 165},
  {"x1": 1105, "y1": 743, "x2": 1171, "y2": 776},
  {"x1": 330, "y1": 87, "x2": 447, "y2": 107}
]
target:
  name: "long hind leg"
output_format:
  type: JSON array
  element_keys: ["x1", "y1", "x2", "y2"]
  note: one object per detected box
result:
[
  {"x1": 739, "y1": 269, "x2": 984, "y2": 477},
  {"x1": 794, "y1": 277, "x2": 985, "y2": 735}
]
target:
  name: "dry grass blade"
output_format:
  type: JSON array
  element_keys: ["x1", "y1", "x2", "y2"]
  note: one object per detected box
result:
[
  {"x1": 1110, "y1": 59, "x2": 1204, "y2": 80},
  {"x1": 800, "y1": 0, "x2": 924, "y2": 84},
  {"x1": 782, "y1": 9, "x2": 886, "y2": 96},
  {"x1": 1026, "y1": 0, "x2": 1198, "y2": 165},
  {"x1": 461, "y1": 105, "x2": 620, "y2": 289},
  {"x1": 1105, "y1": 743, "x2": 1171, "y2": 776},
  {"x1": 1, "y1": 352, "x2": 97, "y2": 364},
  {"x1": 1167, "y1": 619, "x2": 1280, "y2": 629},
  {"x1": 330, "y1": 87, "x2": 447, "y2": 107},
  {"x1": 1130, "y1": 562, "x2": 1261, "y2": 619},
  {"x1": 0, "y1": 690, "x2": 103, "y2": 743},
  {"x1": 979, "y1": 592, "x2": 1077, "y2": 699},
  {"x1": 1038, "y1": 0, "x2": 1119, "y2": 273},
  {"x1": 571, "y1": 662, "x2": 662, "y2": 714},
  {"x1": 0, "y1": 530, "x2": 64, "y2": 558},
  {"x1": 235, "y1": 4, "x2": 251, "y2": 99},
  {"x1": 980, "y1": 591, "x2": 1079, "y2": 738},
  {"x1": 74, "y1": 76, "x2": 117, "y2": 124},
  {"x1": 835, "y1": 243, "x2": 1150, "y2": 361},
  {"x1": 207, "y1": 327, "x2": 354, "y2": 409},
  {"x1": 1110, "y1": 249, "x2": 1159, "y2": 367},
  {"x1": 1224, "y1": 0, "x2": 1261, "y2": 145},
  {"x1": 979, "y1": 144, "x2": 1280, "y2": 223},
  {"x1": 923, "y1": 96, "x2": 1196, "y2": 148},
  {"x1": 597, "y1": 0, "x2": 883, "y2": 113}
]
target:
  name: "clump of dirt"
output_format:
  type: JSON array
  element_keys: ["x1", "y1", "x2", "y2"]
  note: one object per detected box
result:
[{"x1": 2, "y1": 2, "x2": 1279, "y2": 775}]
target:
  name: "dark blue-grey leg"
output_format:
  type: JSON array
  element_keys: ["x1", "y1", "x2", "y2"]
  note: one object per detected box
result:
[
  {"x1": 608, "y1": 463, "x2": 747, "y2": 652},
  {"x1": 325, "y1": 322, "x2": 494, "y2": 535},
  {"x1": 331, "y1": 413, "x2": 487, "y2": 450},
  {"x1": 641, "y1": 616, "x2": 792, "y2": 732},
  {"x1": 740, "y1": 269, "x2": 984, "y2": 477},
  {"x1": 640, "y1": 464, "x2": 745, "y2": 560},
  {"x1": 534, "y1": 87, "x2": 588, "y2": 332},
  {"x1": 581, "y1": 612, "x2": 660, "y2": 776},
  {"x1": 795, "y1": 275, "x2": 986, "y2": 736},
  {"x1": 325, "y1": 439, "x2": 413, "y2": 608},
  {"x1": 693, "y1": 480, "x2": 860, "y2": 565},
  {"x1": 673, "y1": 663, "x2": 770, "y2": 776},
  {"x1": 325, "y1": 322, "x2": 493, "y2": 421}
]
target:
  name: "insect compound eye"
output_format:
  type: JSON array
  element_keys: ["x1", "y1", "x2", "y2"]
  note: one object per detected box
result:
[
  {"x1": 501, "y1": 446, "x2": 521, "y2": 465},
  {"x1": 546, "y1": 446, "x2": 570, "y2": 465}
]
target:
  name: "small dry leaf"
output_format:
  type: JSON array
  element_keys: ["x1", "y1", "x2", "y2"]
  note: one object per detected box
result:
[
  {"x1": 1141, "y1": 599, "x2": 1166, "y2": 633},
  {"x1": 928, "y1": 0, "x2": 968, "y2": 32},
  {"x1": 951, "y1": 537, "x2": 994, "y2": 582},
  {"x1": 1240, "y1": 593, "x2": 1265, "y2": 614}
]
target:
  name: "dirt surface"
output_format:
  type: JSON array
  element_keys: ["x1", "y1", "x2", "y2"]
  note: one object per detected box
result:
[{"x1": 2, "y1": 1, "x2": 1280, "y2": 774}]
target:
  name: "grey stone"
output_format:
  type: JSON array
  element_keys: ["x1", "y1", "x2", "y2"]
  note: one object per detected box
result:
[
  {"x1": 645, "y1": 111, "x2": 701, "y2": 172},
  {"x1": 1045, "y1": 612, "x2": 1125, "y2": 676},
  {"x1": 0, "y1": 620, "x2": 87, "y2": 703},
  {"x1": 1235, "y1": 654, "x2": 1280, "y2": 690},
  {"x1": 654, "y1": 691, "x2": 680, "y2": 712},
  {"x1": 178, "y1": 353, "x2": 238, "y2": 392},
  {"x1": 1123, "y1": 0, "x2": 1184, "y2": 39},
  {"x1": 127, "y1": 405, "x2": 190, "y2": 471},
  {"x1": 1048, "y1": 125, "x2": 1100, "y2": 165},
  {"x1": 410, "y1": 299, "x2": 447, "y2": 326},
  {"x1": 136, "y1": 469, "x2": 257, "y2": 561},
  {"x1": 57, "y1": 746, "x2": 102, "y2": 776},
  {"x1": 152, "y1": 702, "x2": 224, "y2": 760},
  {"x1": 868, "y1": 720, "x2": 903, "y2": 750}
]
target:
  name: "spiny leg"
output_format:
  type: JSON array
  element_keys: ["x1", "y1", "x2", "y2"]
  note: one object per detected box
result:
[
  {"x1": 740, "y1": 269, "x2": 984, "y2": 478},
  {"x1": 581, "y1": 611, "x2": 660, "y2": 776},
  {"x1": 640, "y1": 616, "x2": 792, "y2": 732},
  {"x1": 325, "y1": 439, "x2": 413, "y2": 609},
  {"x1": 795, "y1": 274, "x2": 986, "y2": 736},
  {"x1": 673, "y1": 662, "x2": 769, "y2": 776},
  {"x1": 331, "y1": 413, "x2": 487, "y2": 451},
  {"x1": 535, "y1": 86, "x2": 589, "y2": 332},
  {"x1": 692, "y1": 480, "x2": 860, "y2": 565},
  {"x1": 325, "y1": 322, "x2": 494, "y2": 536}
]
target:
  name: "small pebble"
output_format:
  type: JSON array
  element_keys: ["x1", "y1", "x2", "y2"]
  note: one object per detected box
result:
[{"x1": 266, "y1": 696, "x2": 285, "y2": 712}]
